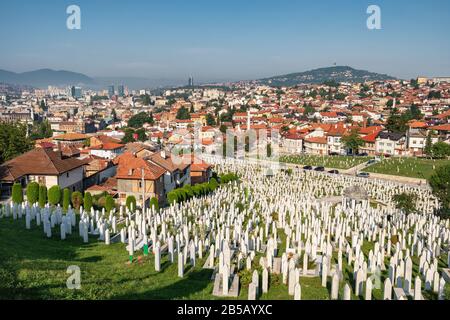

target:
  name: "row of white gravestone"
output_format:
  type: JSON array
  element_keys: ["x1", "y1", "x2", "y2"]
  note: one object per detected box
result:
[{"x1": 1, "y1": 200, "x2": 126, "y2": 245}]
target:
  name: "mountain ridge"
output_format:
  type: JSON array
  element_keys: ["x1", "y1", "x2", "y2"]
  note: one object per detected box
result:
[
  {"x1": 252, "y1": 66, "x2": 397, "y2": 86},
  {"x1": 0, "y1": 69, "x2": 95, "y2": 88}
]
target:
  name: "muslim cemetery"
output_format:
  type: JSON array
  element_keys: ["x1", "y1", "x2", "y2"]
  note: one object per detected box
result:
[{"x1": 1, "y1": 156, "x2": 450, "y2": 300}]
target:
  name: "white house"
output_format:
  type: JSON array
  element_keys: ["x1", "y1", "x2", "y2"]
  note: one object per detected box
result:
[{"x1": 0, "y1": 148, "x2": 86, "y2": 195}]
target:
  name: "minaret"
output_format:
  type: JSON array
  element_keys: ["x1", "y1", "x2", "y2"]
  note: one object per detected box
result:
[{"x1": 247, "y1": 110, "x2": 251, "y2": 131}]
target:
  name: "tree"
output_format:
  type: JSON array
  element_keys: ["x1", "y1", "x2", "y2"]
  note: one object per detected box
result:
[
  {"x1": 392, "y1": 193, "x2": 417, "y2": 215},
  {"x1": 71, "y1": 191, "x2": 83, "y2": 210},
  {"x1": 141, "y1": 94, "x2": 151, "y2": 106},
  {"x1": 0, "y1": 122, "x2": 33, "y2": 164},
  {"x1": 424, "y1": 132, "x2": 433, "y2": 157},
  {"x1": 48, "y1": 186, "x2": 61, "y2": 206},
  {"x1": 385, "y1": 112, "x2": 409, "y2": 133},
  {"x1": 429, "y1": 164, "x2": 450, "y2": 216},
  {"x1": 121, "y1": 128, "x2": 135, "y2": 143},
  {"x1": 334, "y1": 93, "x2": 347, "y2": 101},
  {"x1": 303, "y1": 103, "x2": 315, "y2": 117},
  {"x1": 128, "y1": 112, "x2": 154, "y2": 128},
  {"x1": 84, "y1": 192, "x2": 93, "y2": 212},
  {"x1": 205, "y1": 113, "x2": 216, "y2": 126},
  {"x1": 26, "y1": 182, "x2": 39, "y2": 204},
  {"x1": 341, "y1": 131, "x2": 364, "y2": 155},
  {"x1": 431, "y1": 142, "x2": 450, "y2": 159},
  {"x1": 219, "y1": 124, "x2": 228, "y2": 133},
  {"x1": 38, "y1": 185, "x2": 47, "y2": 208},
  {"x1": 63, "y1": 188, "x2": 71, "y2": 212},
  {"x1": 176, "y1": 106, "x2": 191, "y2": 120},
  {"x1": 428, "y1": 91, "x2": 441, "y2": 99},
  {"x1": 409, "y1": 104, "x2": 423, "y2": 120},
  {"x1": 12, "y1": 183, "x2": 23, "y2": 204},
  {"x1": 111, "y1": 109, "x2": 118, "y2": 122},
  {"x1": 40, "y1": 100, "x2": 47, "y2": 110},
  {"x1": 135, "y1": 128, "x2": 147, "y2": 142},
  {"x1": 105, "y1": 195, "x2": 115, "y2": 213},
  {"x1": 29, "y1": 120, "x2": 53, "y2": 140},
  {"x1": 149, "y1": 197, "x2": 159, "y2": 211}
]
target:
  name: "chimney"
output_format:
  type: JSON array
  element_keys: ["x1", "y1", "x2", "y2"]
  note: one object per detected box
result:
[{"x1": 161, "y1": 150, "x2": 166, "y2": 159}]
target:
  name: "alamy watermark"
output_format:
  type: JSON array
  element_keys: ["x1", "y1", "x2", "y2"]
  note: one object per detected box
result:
[
  {"x1": 66, "y1": 5, "x2": 81, "y2": 30},
  {"x1": 66, "y1": 265, "x2": 81, "y2": 289},
  {"x1": 367, "y1": 5, "x2": 381, "y2": 30}
]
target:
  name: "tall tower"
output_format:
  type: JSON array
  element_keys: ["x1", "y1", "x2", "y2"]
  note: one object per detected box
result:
[{"x1": 247, "y1": 110, "x2": 251, "y2": 131}]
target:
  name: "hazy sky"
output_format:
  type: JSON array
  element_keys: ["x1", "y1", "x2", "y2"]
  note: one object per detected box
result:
[{"x1": 1, "y1": 0, "x2": 450, "y2": 82}]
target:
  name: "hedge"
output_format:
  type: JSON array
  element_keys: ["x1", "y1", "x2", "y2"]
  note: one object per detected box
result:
[
  {"x1": 48, "y1": 185, "x2": 61, "y2": 206},
  {"x1": 12, "y1": 183, "x2": 23, "y2": 204},
  {"x1": 26, "y1": 182, "x2": 39, "y2": 204},
  {"x1": 38, "y1": 185, "x2": 47, "y2": 208}
]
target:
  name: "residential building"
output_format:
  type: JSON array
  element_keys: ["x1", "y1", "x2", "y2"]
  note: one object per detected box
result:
[
  {"x1": 0, "y1": 148, "x2": 86, "y2": 195},
  {"x1": 375, "y1": 131, "x2": 407, "y2": 156}
]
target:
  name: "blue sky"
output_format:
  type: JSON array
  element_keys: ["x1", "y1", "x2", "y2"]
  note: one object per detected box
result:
[{"x1": 1, "y1": 0, "x2": 450, "y2": 82}]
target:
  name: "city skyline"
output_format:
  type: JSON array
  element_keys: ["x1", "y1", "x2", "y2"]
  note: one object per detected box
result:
[{"x1": 1, "y1": 0, "x2": 450, "y2": 83}]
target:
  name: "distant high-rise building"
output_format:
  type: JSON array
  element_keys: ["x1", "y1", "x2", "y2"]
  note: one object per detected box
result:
[
  {"x1": 118, "y1": 85, "x2": 125, "y2": 97},
  {"x1": 188, "y1": 76, "x2": 194, "y2": 87},
  {"x1": 108, "y1": 85, "x2": 115, "y2": 98},
  {"x1": 70, "y1": 86, "x2": 82, "y2": 99}
]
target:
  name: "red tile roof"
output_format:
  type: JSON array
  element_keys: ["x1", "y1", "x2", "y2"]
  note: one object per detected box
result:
[{"x1": 115, "y1": 152, "x2": 165, "y2": 180}]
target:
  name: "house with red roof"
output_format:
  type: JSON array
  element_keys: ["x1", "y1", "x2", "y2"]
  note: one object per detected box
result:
[
  {"x1": 114, "y1": 152, "x2": 166, "y2": 206},
  {"x1": 282, "y1": 133, "x2": 304, "y2": 154}
]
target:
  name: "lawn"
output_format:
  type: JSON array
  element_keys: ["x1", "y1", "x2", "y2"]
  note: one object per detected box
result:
[
  {"x1": 363, "y1": 157, "x2": 450, "y2": 180},
  {"x1": 280, "y1": 155, "x2": 373, "y2": 170}
]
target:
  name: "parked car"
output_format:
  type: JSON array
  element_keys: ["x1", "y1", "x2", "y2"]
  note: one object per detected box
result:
[
  {"x1": 329, "y1": 152, "x2": 339, "y2": 156},
  {"x1": 314, "y1": 166, "x2": 325, "y2": 172},
  {"x1": 367, "y1": 159, "x2": 377, "y2": 165},
  {"x1": 303, "y1": 165, "x2": 313, "y2": 170},
  {"x1": 357, "y1": 153, "x2": 369, "y2": 157},
  {"x1": 357, "y1": 172, "x2": 370, "y2": 178},
  {"x1": 328, "y1": 170, "x2": 339, "y2": 174}
]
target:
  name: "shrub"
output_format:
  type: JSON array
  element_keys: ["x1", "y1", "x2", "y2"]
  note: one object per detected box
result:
[
  {"x1": 149, "y1": 197, "x2": 159, "y2": 211},
  {"x1": 84, "y1": 192, "x2": 93, "y2": 212},
  {"x1": 38, "y1": 185, "x2": 47, "y2": 208},
  {"x1": 62, "y1": 188, "x2": 71, "y2": 212},
  {"x1": 392, "y1": 193, "x2": 417, "y2": 215},
  {"x1": 105, "y1": 195, "x2": 115, "y2": 213},
  {"x1": 12, "y1": 183, "x2": 23, "y2": 204},
  {"x1": 209, "y1": 178, "x2": 219, "y2": 190},
  {"x1": 47, "y1": 185, "x2": 61, "y2": 206},
  {"x1": 167, "y1": 191, "x2": 178, "y2": 205},
  {"x1": 125, "y1": 195, "x2": 136, "y2": 211},
  {"x1": 71, "y1": 191, "x2": 83, "y2": 210},
  {"x1": 26, "y1": 182, "x2": 39, "y2": 204}
]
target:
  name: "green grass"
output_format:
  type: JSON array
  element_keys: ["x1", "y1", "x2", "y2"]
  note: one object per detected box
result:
[
  {"x1": 1, "y1": 216, "x2": 449, "y2": 300},
  {"x1": 364, "y1": 157, "x2": 450, "y2": 179},
  {"x1": 280, "y1": 155, "x2": 373, "y2": 170}
]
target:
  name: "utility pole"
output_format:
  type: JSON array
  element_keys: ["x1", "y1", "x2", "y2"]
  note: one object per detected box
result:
[{"x1": 141, "y1": 168, "x2": 146, "y2": 214}]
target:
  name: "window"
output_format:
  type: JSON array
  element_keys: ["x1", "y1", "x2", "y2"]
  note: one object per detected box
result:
[{"x1": 66, "y1": 172, "x2": 70, "y2": 178}]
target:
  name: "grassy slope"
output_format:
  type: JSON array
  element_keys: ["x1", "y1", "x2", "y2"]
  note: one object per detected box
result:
[{"x1": 364, "y1": 158, "x2": 449, "y2": 179}]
